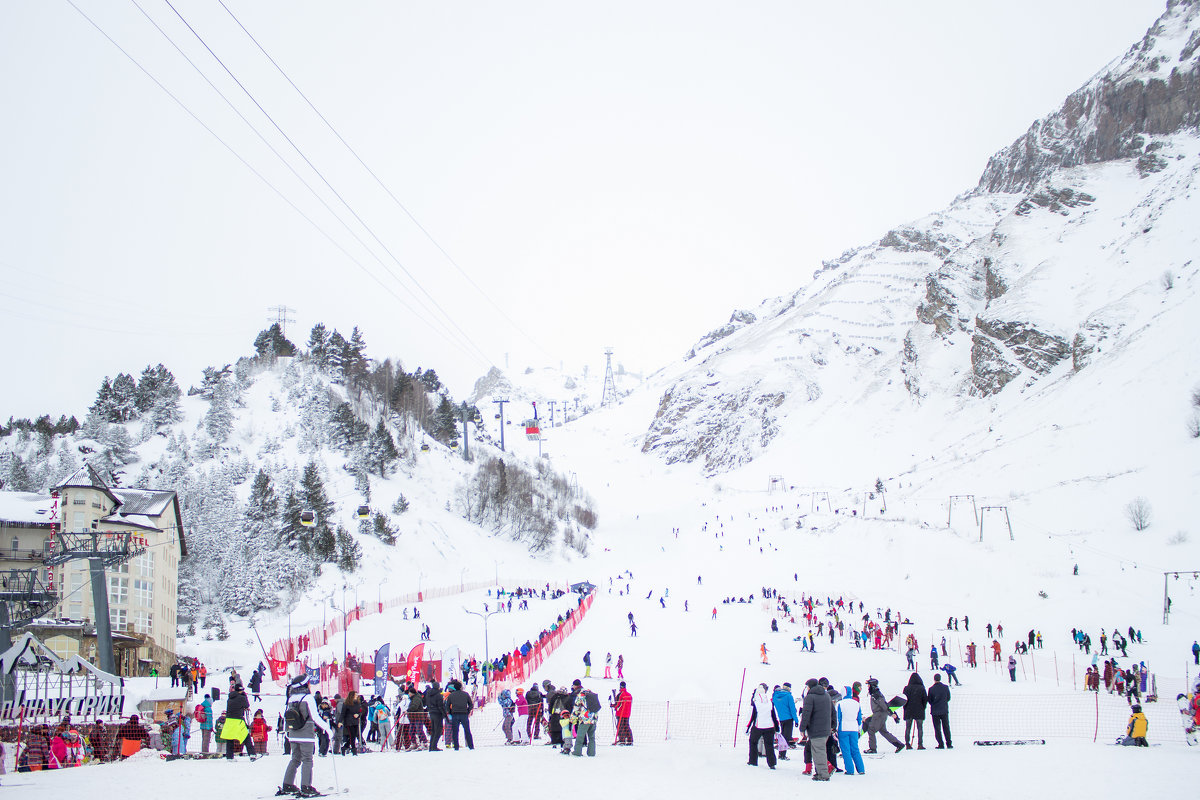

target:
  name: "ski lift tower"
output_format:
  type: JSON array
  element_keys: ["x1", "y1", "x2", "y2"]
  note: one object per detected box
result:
[
  {"x1": 43, "y1": 524, "x2": 146, "y2": 675},
  {"x1": 601, "y1": 348, "x2": 618, "y2": 408}
]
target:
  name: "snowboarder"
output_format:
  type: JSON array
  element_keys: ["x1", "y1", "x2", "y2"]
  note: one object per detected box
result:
[{"x1": 760, "y1": 643, "x2": 769, "y2": 664}]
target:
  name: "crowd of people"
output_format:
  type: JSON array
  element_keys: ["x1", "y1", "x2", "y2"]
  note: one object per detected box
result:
[{"x1": 744, "y1": 670, "x2": 955, "y2": 781}]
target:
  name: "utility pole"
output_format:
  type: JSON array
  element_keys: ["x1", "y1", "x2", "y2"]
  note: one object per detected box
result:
[
  {"x1": 460, "y1": 402, "x2": 472, "y2": 460},
  {"x1": 266, "y1": 305, "x2": 296, "y2": 338},
  {"x1": 601, "y1": 348, "x2": 618, "y2": 407},
  {"x1": 548, "y1": 400, "x2": 557, "y2": 428},
  {"x1": 492, "y1": 398, "x2": 509, "y2": 452}
]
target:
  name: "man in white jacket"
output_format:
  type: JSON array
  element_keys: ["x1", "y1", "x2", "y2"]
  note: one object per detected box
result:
[{"x1": 278, "y1": 674, "x2": 333, "y2": 797}]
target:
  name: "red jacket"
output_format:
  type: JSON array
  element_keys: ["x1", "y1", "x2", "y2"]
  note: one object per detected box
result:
[
  {"x1": 614, "y1": 689, "x2": 632, "y2": 718},
  {"x1": 250, "y1": 718, "x2": 272, "y2": 742}
]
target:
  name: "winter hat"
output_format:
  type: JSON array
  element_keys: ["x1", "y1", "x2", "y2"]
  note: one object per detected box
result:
[
  {"x1": 1131, "y1": 704, "x2": 1143, "y2": 713},
  {"x1": 805, "y1": 679, "x2": 819, "y2": 689},
  {"x1": 782, "y1": 682, "x2": 792, "y2": 690},
  {"x1": 852, "y1": 681, "x2": 862, "y2": 697},
  {"x1": 619, "y1": 681, "x2": 626, "y2": 688},
  {"x1": 572, "y1": 679, "x2": 582, "y2": 688},
  {"x1": 288, "y1": 674, "x2": 311, "y2": 694}
]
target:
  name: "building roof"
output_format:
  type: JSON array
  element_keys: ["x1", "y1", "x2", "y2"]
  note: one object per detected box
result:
[
  {"x1": 54, "y1": 464, "x2": 120, "y2": 507},
  {"x1": 53, "y1": 466, "x2": 187, "y2": 557},
  {"x1": 112, "y1": 488, "x2": 176, "y2": 517},
  {"x1": 0, "y1": 491, "x2": 55, "y2": 526}
]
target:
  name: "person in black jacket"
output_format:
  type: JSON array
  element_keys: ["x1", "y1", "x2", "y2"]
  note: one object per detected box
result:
[
  {"x1": 927, "y1": 673, "x2": 952, "y2": 749},
  {"x1": 248, "y1": 668, "x2": 263, "y2": 702},
  {"x1": 445, "y1": 680, "x2": 475, "y2": 750},
  {"x1": 902, "y1": 672, "x2": 927, "y2": 749},
  {"x1": 423, "y1": 681, "x2": 446, "y2": 751},
  {"x1": 799, "y1": 678, "x2": 832, "y2": 781},
  {"x1": 339, "y1": 691, "x2": 363, "y2": 755},
  {"x1": 525, "y1": 683, "x2": 543, "y2": 740},
  {"x1": 224, "y1": 684, "x2": 258, "y2": 760}
]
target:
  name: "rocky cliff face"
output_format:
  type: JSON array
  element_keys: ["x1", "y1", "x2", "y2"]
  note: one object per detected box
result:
[
  {"x1": 636, "y1": 1, "x2": 1200, "y2": 473},
  {"x1": 978, "y1": 0, "x2": 1200, "y2": 194}
]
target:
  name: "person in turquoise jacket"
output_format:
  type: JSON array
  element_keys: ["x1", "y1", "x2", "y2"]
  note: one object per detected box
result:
[
  {"x1": 200, "y1": 694, "x2": 214, "y2": 754},
  {"x1": 772, "y1": 683, "x2": 799, "y2": 758}
]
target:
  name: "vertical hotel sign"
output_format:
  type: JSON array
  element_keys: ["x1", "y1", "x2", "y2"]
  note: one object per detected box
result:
[{"x1": 48, "y1": 491, "x2": 58, "y2": 592}]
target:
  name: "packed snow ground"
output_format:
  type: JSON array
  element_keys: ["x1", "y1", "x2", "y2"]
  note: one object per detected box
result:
[{"x1": 7, "y1": 411, "x2": 1198, "y2": 797}]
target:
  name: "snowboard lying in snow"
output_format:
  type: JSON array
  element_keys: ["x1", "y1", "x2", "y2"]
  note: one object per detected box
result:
[{"x1": 973, "y1": 739, "x2": 1045, "y2": 746}]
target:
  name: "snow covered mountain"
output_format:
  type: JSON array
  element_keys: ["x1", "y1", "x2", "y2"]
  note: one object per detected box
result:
[{"x1": 638, "y1": 0, "x2": 1200, "y2": 506}]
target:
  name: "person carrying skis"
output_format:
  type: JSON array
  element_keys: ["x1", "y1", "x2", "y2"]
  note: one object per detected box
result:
[{"x1": 277, "y1": 673, "x2": 332, "y2": 798}]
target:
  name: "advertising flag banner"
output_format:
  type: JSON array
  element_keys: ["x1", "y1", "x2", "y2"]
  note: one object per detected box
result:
[
  {"x1": 374, "y1": 644, "x2": 390, "y2": 697},
  {"x1": 405, "y1": 643, "x2": 425, "y2": 685}
]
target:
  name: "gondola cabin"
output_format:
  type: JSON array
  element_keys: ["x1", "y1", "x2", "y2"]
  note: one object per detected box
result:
[
  {"x1": 524, "y1": 419, "x2": 540, "y2": 440},
  {"x1": 419, "y1": 443, "x2": 431, "y2": 452},
  {"x1": 300, "y1": 511, "x2": 316, "y2": 527},
  {"x1": 356, "y1": 505, "x2": 370, "y2": 519}
]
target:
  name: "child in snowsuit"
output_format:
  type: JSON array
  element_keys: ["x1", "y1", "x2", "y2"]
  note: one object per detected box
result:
[
  {"x1": 250, "y1": 710, "x2": 272, "y2": 755},
  {"x1": 1124, "y1": 704, "x2": 1149, "y2": 746}
]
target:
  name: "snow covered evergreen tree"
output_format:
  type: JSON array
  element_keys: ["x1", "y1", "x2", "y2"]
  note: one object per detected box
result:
[{"x1": 367, "y1": 419, "x2": 399, "y2": 477}]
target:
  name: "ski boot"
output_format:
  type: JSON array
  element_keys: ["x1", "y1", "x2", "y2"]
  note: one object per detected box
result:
[
  {"x1": 274, "y1": 786, "x2": 298, "y2": 797},
  {"x1": 298, "y1": 787, "x2": 325, "y2": 798}
]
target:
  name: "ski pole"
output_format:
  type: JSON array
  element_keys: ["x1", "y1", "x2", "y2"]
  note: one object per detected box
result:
[{"x1": 330, "y1": 746, "x2": 340, "y2": 794}]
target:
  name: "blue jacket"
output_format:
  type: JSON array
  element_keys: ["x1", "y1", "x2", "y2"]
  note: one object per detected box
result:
[
  {"x1": 772, "y1": 687, "x2": 799, "y2": 723},
  {"x1": 200, "y1": 698, "x2": 214, "y2": 731}
]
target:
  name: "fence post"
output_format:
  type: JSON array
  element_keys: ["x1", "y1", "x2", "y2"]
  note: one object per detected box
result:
[
  {"x1": 733, "y1": 668, "x2": 747, "y2": 748},
  {"x1": 1093, "y1": 688, "x2": 1099, "y2": 743},
  {"x1": 1031, "y1": 652, "x2": 1036, "y2": 682},
  {"x1": 665, "y1": 700, "x2": 670, "y2": 741}
]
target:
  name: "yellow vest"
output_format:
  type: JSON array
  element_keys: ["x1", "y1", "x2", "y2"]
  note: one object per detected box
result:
[{"x1": 1127, "y1": 712, "x2": 1148, "y2": 738}]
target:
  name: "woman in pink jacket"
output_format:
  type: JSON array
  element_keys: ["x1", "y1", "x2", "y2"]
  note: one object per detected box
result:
[{"x1": 514, "y1": 688, "x2": 529, "y2": 743}]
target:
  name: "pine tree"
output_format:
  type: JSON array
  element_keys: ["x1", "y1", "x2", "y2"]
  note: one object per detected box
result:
[
  {"x1": 205, "y1": 379, "x2": 234, "y2": 444},
  {"x1": 326, "y1": 330, "x2": 348, "y2": 382},
  {"x1": 109, "y1": 373, "x2": 139, "y2": 422},
  {"x1": 372, "y1": 511, "x2": 397, "y2": 545},
  {"x1": 344, "y1": 326, "x2": 368, "y2": 384},
  {"x1": 335, "y1": 525, "x2": 361, "y2": 571},
  {"x1": 280, "y1": 490, "x2": 308, "y2": 555},
  {"x1": 299, "y1": 462, "x2": 337, "y2": 562},
  {"x1": 432, "y1": 396, "x2": 459, "y2": 445},
  {"x1": 253, "y1": 323, "x2": 297, "y2": 359},
  {"x1": 367, "y1": 419, "x2": 399, "y2": 477},
  {"x1": 391, "y1": 494, "x2": 410, "y2": 514},
  {"x1": 307, "y1": 323, "x2": 330, "y2": 368},
  {"x1": 418, "y1": 368, "x2": 442, "y2": 393},
  {"x1": 90, "y1": 377, "x2": 116, "y2": 421}
]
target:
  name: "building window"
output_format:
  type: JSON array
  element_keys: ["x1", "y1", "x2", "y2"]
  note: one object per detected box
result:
[
  {"x1": 133, "y1": 579, "x2": 153, "y2": 607},
  {"x1": 43, "y1": 538, "x2": 53, "y2": 556},
  {"x1": 69, "y1": 601, "x2": 82, "y2": 618},
  {"x1": 134, "y1": 611, "x2": 153, "y2": 635},
  {"x1": 9, "y1": 537, "x2": 17, "y2": 553},
  {"x1": 110, "y1": 608, "x2": 127, "y2": 631},
  {"x1": 136, "y1": 553, "x2": 153, "y2": 578},
  {"x1": 73, "y1": 496, "x2": 85, "y2": 505},
  {"x1": 108, "y1": 576, "x2": 128, "y2": 606}
]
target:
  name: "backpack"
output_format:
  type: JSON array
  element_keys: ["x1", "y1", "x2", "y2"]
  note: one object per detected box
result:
[
  {"x1": 194, "y1": 704, "x2": 206, "y2": 723},
  {"x1": 585, "y1": 691, "x2": 601, "y2": 714},
  {"x1": 285, "y1": 698, "x2": 309, "y2": 731}
]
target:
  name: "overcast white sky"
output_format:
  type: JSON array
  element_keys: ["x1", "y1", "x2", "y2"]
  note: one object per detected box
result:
[{"x1": 0, "y1": 0, "x2": 1169, "y2": 420}]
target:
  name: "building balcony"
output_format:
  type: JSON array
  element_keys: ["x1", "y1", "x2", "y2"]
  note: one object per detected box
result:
[{"x1": 0, "y1": 549, "x2": 45, "y2": 563}]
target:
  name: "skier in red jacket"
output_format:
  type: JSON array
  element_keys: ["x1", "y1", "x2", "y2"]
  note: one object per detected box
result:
[{"x1": 612, "y1": 683, "x2": 633, "y2": 745}]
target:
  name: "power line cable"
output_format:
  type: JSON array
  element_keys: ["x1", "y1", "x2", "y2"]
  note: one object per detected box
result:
[
  {"x1": 160, "y1": 0, "x2": 495, "y2": 369},
  {"x1": 126, "y1": 0, "x2": 484, "y2": 366},
  {"x1": 217, "y1": 0, "x2": 554, "y2": 364},
  {"x1": 63, "y1": 0, "x2": 488, "y2": 372}
]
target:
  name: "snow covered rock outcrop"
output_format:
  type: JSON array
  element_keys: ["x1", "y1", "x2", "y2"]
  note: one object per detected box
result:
[{"x1": 638, "y1": 0, "x2": 1200, "y2": 473}]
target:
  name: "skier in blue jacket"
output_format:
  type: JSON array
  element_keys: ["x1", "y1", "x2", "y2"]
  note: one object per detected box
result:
[{"x1": 772, "y1": 683, "x2": 799, "y2": 758}]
